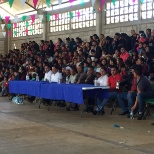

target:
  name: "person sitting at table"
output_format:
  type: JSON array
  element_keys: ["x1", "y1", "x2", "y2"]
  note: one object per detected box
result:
[
  {"x1": 50, "y1": 65, "x2": 62, "y2": 82},
  {"x1": 44, "y1": 65, "x2": 52, "y2": 82},
  {"x1": 62, "y1": 66, "x2": 71, "y2": 83},
  {"x1": 93, "y1": 65, "x2": 122, "y2": 115},
  {"x1": 67, "y1": 65, "x2": 86, "y2": 111},
  {"x1": 74, "y1": 65, "x2": 86, "y2": 84},
  {"x1": 69, "y1": 67, "x2": 77, "y2": 83},
  {"x1": 97, "y1": 67, "x2": 108, "y2": 86}
]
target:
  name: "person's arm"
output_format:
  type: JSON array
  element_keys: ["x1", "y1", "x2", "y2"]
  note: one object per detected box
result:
[{"x1": 131, "y1": 86, "x2": 140, "y2": 110}]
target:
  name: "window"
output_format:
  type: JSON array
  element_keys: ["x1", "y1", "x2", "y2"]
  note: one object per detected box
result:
[
  {"x1": 13, "y1": 19, "x2": 43, "y2": 38},
  {"x1": 71, "y1": 7, "x2": 96, "y2": 29},
  {"x1": 106, "y1": 0, "x2": 138, "y2": 24},
  {"x1": 141, "y1": 0, "x2": 154, "y2": 19},
  {"x1": 50, "y1": 12, "x2": 70, "y2": 32},
  {"x1": 50, "y1": 7, "x2": 96, "y2": 32}
]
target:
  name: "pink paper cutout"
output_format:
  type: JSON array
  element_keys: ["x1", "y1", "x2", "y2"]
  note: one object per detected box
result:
[
  {"x1": 5, "y1": 16, "x2": 10, "y2": 24},
  {"x1": 33, "y1": 0, "x2": 38, "y2": 8},
  {"x1": 54, "y1": 14, "x2": 59, "y2": 20},
  {"x1": 14, "y1": 23, "x2": 17, "y2": 28},
  {"x1": 102, "y1": 0, "x2": 105, "y2": 7},
  {"x1": 77, "y1": 12, "x2": 80, "y2": 19},
  {"x1": 25, "y1": 29, "x2": 28, "y2": 35},
  {"x1": 8, "y1": 31, "x2": 11, "y2": 36},
  {"x1": 30, "y1": 14, "x2": 35, "y2": 23},
  {"x1": 132, "y1": 0, "x2": 136, "y2": 3}
]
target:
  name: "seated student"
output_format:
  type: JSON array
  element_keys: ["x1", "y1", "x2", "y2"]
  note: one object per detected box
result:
[
  {"x1": 93, "y1": 65, "x2": 122, "y2": 115},
  {"x1": 97, "y1": 67, "x2": 108, "y2": 86},
  {"x1": 131, "y1": 66, "x2": 154, "y2": 120},
  {"x1": 44, "y1": 65, "x2": 52, "y2": 81},
  {"x1": 50, "y1": 65, "x2": 62, "y2": 82},
  {"x1": 117, "y1": 65, "x2": 137, "y2": 115},
  {"x1": 69, "y1": 67, "x2": 77, "y2": 83}
]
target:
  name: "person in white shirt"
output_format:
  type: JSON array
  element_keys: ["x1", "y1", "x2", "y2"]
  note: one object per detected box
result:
[
  {"x1": 50, "y1": 65, "x2": 62, "y2": 82},
  {"x1": 44, "y1": 65, "x2": 52, "y2": 81},
  {"x1": 69, "y1": 67, "x2": 77, "y2": 83},
  {"x1": 97, "y1": 67, "x2": 108, "y2": 86}
]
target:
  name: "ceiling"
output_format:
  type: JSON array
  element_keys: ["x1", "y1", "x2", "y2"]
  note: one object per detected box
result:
[{"x1": 0, "y1": 0, "x2": 69, "y2": 17}]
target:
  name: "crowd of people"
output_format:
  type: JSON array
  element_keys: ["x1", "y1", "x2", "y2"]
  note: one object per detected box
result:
[{"x1": 0, "y1": 29, "x2": 154, "y2": 120}]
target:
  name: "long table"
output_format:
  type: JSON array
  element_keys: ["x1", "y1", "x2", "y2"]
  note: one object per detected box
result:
[{"x1": 9, "y1": 81, "x2": 109, "y2": 104}]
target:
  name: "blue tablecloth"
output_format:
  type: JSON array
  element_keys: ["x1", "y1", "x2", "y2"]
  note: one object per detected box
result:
[
  {"x1": 9, "y1": 81, "x2": 109, "y2": 104},
  {"x1": 9, "y1": 81, "x2": 45, "y2": 97}
]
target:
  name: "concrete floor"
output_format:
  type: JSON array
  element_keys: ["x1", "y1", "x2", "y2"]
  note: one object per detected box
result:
[{"x1": 0, "y1": 97, "x2": 154, "y2": 154}]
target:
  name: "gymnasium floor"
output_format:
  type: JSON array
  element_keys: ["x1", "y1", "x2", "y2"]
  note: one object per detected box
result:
[{"x1": 0, "y1": 97, "x2": 154, "y2": 154}]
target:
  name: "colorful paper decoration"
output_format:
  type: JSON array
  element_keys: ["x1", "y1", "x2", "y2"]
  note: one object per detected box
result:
[
  {"x1": 26, "y1": 21, "x2": 29, "y2": 28},
  {"x1": 33, "y1": 0, "x2": 38, "y2": 8},
  {"x1": 69, "y1": 12, "x2": 73, "y2": 19},
  {"x1": 13, "y1": 23, "x2": 17, "y2": 28},
  {"x1": 30, "y1": 14, "x2": 35, "y2": 23},
  {"x1": 20, "y1": 0, "x2": 26, "y2": 7},
  {"x1": 69, "y1": 0, "x2": 74, "y2": 7},
  {"x1": 54, "y1": 14, "x2": 59, "y2": 20},
  {"x1": 25, "y1": 29, "x2": 28, "y2": 35},
  {"x1": 30, "y1": 29, "x2": 33, "y2": 33},
  {"x1": 5, "y1": 16, "x2": 10, "y2": 24},
  {"x1": 1, "y1": 24, "x2": 5, "y2": 30},
  {"x1": 2, "y1": 32, "x2": 6, "y2": 37},
  {"x1": 0, "y1": 16, "x2": 2, "y2": 20},
  {"x1": 8, "y1": 30, "x2": 11, "y2": 36},
  {"x1": 14, "y1": 31, "x2": 17, "y2": 36},
  {"x1": 112, "y1": 0, "x2": 116, "y2": 5},
  {"x1": 77, "y1": 12, "x2": 80, "y2": 19},
  {"x1": 80, "y1": 0, "x2": 85, "y2": 6},
  {"x1": 39, "y1": 15, "x2": 43, "y2": 21},
  {"x1": 102, "y1": 0, "x2": 105, "y2": 7},
  {"x1": 46, "y1": 14, "x2": 50, "y2": 21},
  {"x1": 22, "y1": 15, "x2": 27, "y2": 21},
  {"x1": 58, "y1": 0, "x2": 62, "y2": 5},
  {"x1": 8, "y1": 0, "x2": 14, "y2": 8},
  {"x1": 7, "y1": 24, "x2": 11, "y2": 29},
  {"x1": 46, "y1": 0, "x2": 51, "y2": 7},
  {"x1": 140, "y1": 0, "x2": 144, "y2": 4},
  {"x1": 91, "y1": 0, "x2": 95, "y2": 7}
]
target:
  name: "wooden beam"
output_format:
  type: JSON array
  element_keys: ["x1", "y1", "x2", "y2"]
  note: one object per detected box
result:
[{"x1": 25, "y1": 1, "x2": 38, "y2": 11}]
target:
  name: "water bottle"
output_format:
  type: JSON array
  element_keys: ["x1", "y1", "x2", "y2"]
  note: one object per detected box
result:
[
  {"x1": 94, "y1": 78, "x2": 97, "y2": 86},
  {"x1": 36, "y1": 75, "x2": 39, "y2": 81},
  {"x1": 130, "y1": 111, "x2": 134, "y2": 119},
  {"x1": 26, "y1": 74, "x2": 29, "y2": 81},
  {"x1": 66, "y1": 76, "x2": 69, "y2": 84},
  {"x1": 57, "y1": 78, "x2": 61, "y2": 84},
  {"x1": 116, "y1": 80, "x2": 120, "y2": 89}
]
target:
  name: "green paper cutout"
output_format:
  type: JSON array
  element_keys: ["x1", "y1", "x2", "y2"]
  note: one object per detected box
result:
[
  {"x1": 0, "y1": 16, "x2": 2, "y2": 20},
  {"x1": 22, "y1": 15, "x2": 27, "y2": 21},
  {"x1": 140, "y1": 0, "x2": 144, "y2": 4},
  {"x1": 30, "y1": 29, "x2": 33, "y2": 33},
  {"x1": 69, "y1": 12, "x2": 73, "y2": 19},
  {"x1": 8, "y1": 0, "x2": 14, "y2": 8},
  {"x1": 14, "y1": 31, "x2": 17, "y2": 36},
  {"x1": 26, "y1": 21, "x2": 29, "y2": 28},
  {"x1": 80, "y1": 0, "x2": 84, "y2": 6},
  {"x1": 46, "y1": 14, "x2": 50, "y2": 21},
  {"x1": 93, "y1": 8, "x2": 96, "y2": 13},
  {"x1": 46, "y1": 0, "x2": 50, "y2": 7},
  {"x1": 112, "y1": 0, "x2": 116, "y2": 6},
  {"x1": 7, "y1": 24, "x2": 11, "y2": 29}
]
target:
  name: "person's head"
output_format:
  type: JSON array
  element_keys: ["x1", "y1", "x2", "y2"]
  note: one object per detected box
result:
[
  {"x1": 100, "y1": 67, "x2": 107, "y2": 76},
  {"x1": 87, "y1": 66, "x2": 94, "y2": 75},
  {"x1": 87, "y1": 57, "x2": 92, "y2": 64},
  {"x1": 110, "y1": 58, "x2": 117, "y2": 66},
  {"x1": 139, "y1": 42, "x2": 143, "y2": 48},
  {"x1": 131, "y1": 30, "x2": 136, "y2": 35},
  {"x1": 14, "y1": 70, "x2": 18, "y2": 76},
  {"x1": 92, "y1": 41, "x2": 97, "y2": 47},
  {"x1": 110, "y1": 65, "x2": 118, "y2": 76},
  {"x1": 120, "y1": 47, "x2": 126, "y2": 54},
  {"x1": 115, "y1": 49, "x2": 120, "y2": 57},
  {"x1": 52, "y1": 65, "x2": 58, "y2": 74},
  {"x1": 77, "y1": 65, "x2": 84, "y2": 74},
  {"x1": 146, "y1": 29, "x2": 151, "y2": 35},
  {"x1": 70, "y1": 67, "x2": 77, "y2": 75},
  {"x1": 44, "y1": 65, "x2": 49, "y2": 73},
  {"x1": 114, "y1": 33, "x2": 120, "y2": 40},
  {"x1": 145, "y1": 46, "x2": 150, "y2": 52},
  {"x1": 100, "y1": 34, "x2": 104, "y2": 39},
  {"x1": 133, "y1": 66, "x2": 142, "y2": 78},
  {"x1": 91, "y1": 49, "x2": 96, "y2": 56},
  {"x1": 117, "y1": 58, "x2": 123, "y2": 66},
  {"x1": 86, "y1": 42, "x2": 90, "y2": 48},
  {"x1": 136, "y1": 57, "x2": 145, "y2": 65},
  {"x1": 65, "y1": 67, "x2": 71, "y2": 76},
  {"x1": 101, "y1": 58, "x2": 107, "y2": 66}
]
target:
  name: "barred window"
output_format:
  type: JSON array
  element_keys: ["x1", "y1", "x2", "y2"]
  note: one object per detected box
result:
[
  {"x1": 106, "y1": 0, "x2": 138, "y2": 24},
  {"x1": 141, "y1": 0, "x2": 154, "y2": 19},
  {"x1": 13, "y1": 19, "x2": 43, "y2": 38},
  {"x1": 71, "y1": 7, "x2": 96, "y2": 29},
  {"x1": 50, "y1": 12, "x2": 70, "y2": 32}
]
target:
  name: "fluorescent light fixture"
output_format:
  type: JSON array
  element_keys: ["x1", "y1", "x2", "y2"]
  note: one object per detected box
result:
[{"x1": 45, "y1": 0, "x2": 90, "y2": 11}]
